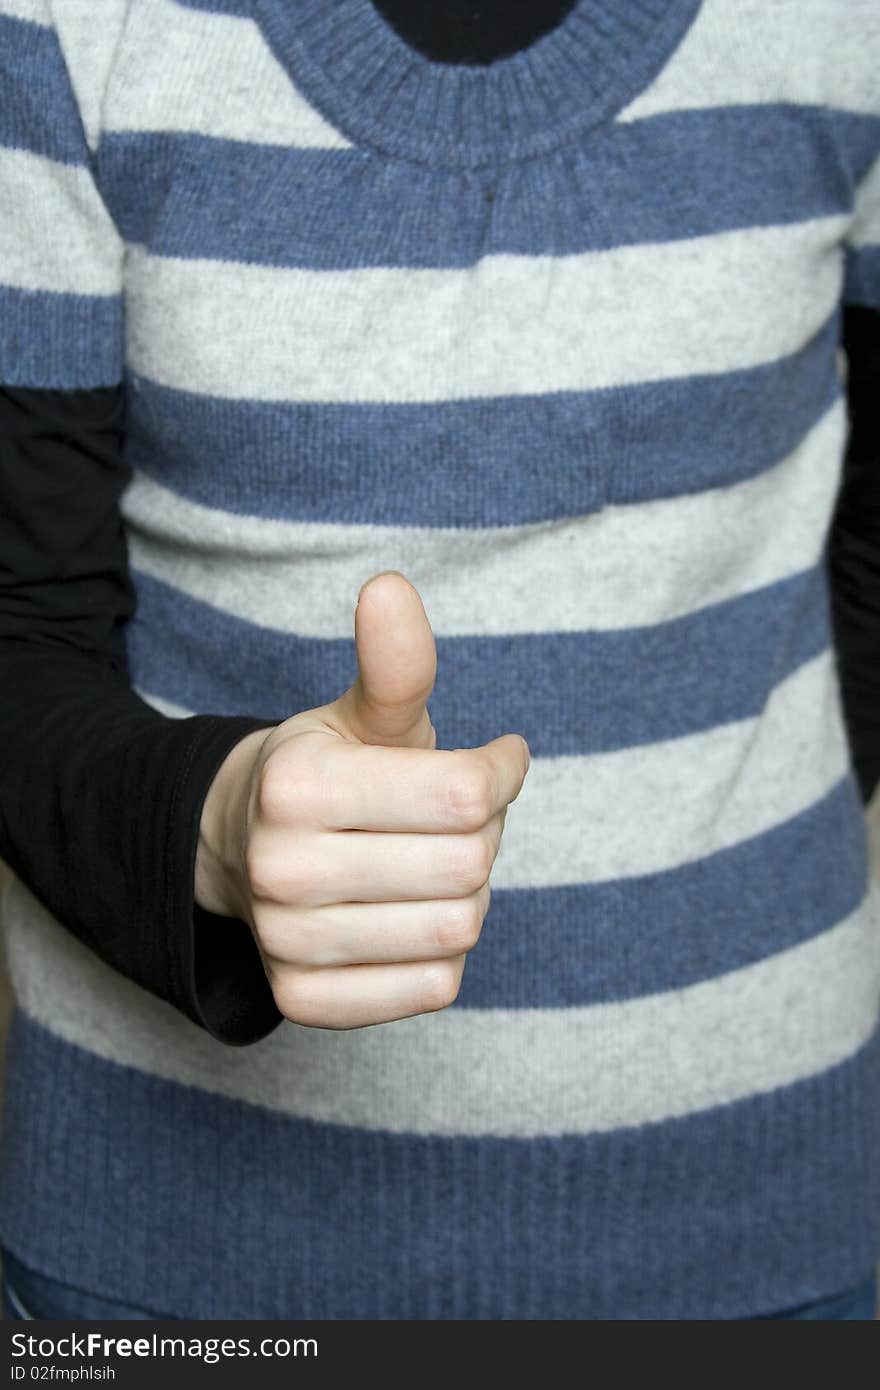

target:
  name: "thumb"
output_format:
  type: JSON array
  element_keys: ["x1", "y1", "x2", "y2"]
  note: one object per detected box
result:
[{"x1": 337, "y1": 570, "x2": 438, "y2": 749}]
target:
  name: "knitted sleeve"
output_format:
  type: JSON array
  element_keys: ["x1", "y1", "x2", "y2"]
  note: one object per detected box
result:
[
  {"x1": 0, "y1": 1, "x2": 283, "y2": 1044},
  {"x1": 0, "y1": 0, "x2": 126, "y2": 388}
]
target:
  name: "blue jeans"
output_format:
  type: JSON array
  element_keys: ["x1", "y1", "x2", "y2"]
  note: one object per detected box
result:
[{"x1": 1, "y1": 1246, "x2": 876, "y2": 1320}]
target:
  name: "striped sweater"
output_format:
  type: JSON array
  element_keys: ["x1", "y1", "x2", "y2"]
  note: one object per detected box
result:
[{"x1": 1, "y1": 0, "x2": 880, "y2": 1319}]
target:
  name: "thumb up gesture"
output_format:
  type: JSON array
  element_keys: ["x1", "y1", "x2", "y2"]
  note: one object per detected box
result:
[{"x1": 195, "y1": 571, "x2": 531, "y2": 1028}]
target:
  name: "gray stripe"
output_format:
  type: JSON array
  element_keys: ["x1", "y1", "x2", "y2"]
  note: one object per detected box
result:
[
  {"x1": 0, "y1": 148, "x2": 122, "y2": 293},
  {"x1": 850, "y1": 154, "x2": 880, "y2": 248},
  {"x1": 4, "y1": 870, "x2": 878, "y2": 1138},
  {"x1": 121, "y1": 399, "x2": 846, "y2": 638},
  {"x1": 0, "y1": 0, "x2": 44, "y2": 22},
  {"x1": 494, "y1": 651, "x2": 850, "y2": 888},
  {"x1": 105, "y1": 0, "x2": 352, "y2": 148},
  {"x1": 618, "y1": 0, "x2": 880, "y2": 122},
  {"x1": 48, "y1": 0, "x2": 131, "y2": 154},
  {"x1": 123, "y1": 217, "x2": 846, "y2": 403}
]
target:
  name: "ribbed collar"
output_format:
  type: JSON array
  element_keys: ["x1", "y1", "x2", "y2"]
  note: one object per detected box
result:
[{"x1": 254, "y1": 0, "x2": 703, "y2": 169}]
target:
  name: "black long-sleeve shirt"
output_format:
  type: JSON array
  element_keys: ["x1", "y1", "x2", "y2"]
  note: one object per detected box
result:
[{"x1": 0, "y1": 384, "x2": 282, "y2": 1045}]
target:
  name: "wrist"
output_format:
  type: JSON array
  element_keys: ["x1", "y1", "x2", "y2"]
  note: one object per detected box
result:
[{"x1": 194, "y1": 726, "x2": 274, "y2": 919}]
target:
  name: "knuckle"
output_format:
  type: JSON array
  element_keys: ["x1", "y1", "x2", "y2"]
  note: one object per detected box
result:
[
  {"x1": 256, "y1": 758, "x2": 289, "y2": 821},
  {"x1": 250, "y1": 901, "x2": 280, "y2": 954},
  {"x1": 251, "y1": 906, "x2": 310, "y2": 964},
  {"x1": 421, "y1": 960, "x2": 463, "y2": 1012},
  {"x1": 272, "y1": 969, "x2": 319, "y2": 1025},
  {"x1": 277, "y1": 854, "x2": 315, "y2": 904},
  {"x1": 286, "y1": 916, "x2": 339, "y2": 968},
  {"x1": 257, "y1": 756, "x2": 318, "y2": 824},
  {"x1": 452, "y1": 836, "x2": 493, "y2": 891},
  {"x1": 244, "y1": 840, "x2": 279, "y2": 901},
  {"x1": 245, "y1": 840, "x2": 313, "y2": 904},
  {"x1": 435, "y1": 900, "x2": 482, "y2": 952},
  {"x1": 445, "y1": 765, "x2": 494, "y2": 830}
]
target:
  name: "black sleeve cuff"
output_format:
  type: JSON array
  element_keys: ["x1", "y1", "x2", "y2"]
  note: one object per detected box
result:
[{"x1": 170, "y1": 715, "x2": 284, "y2": 1045}]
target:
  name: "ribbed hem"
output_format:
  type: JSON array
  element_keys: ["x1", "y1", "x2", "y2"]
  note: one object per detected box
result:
[
  {"x1": 254, "y1": 0, "x2": 703, "y2": 169},
  {"x1": 1, "y1": 1013, "x2": 878, "y2": 1319}
]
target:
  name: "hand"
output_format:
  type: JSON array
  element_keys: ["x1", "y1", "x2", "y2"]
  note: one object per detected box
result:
[{"x1": 195, "y1": 570, "x2": 531, "y2": 1028}]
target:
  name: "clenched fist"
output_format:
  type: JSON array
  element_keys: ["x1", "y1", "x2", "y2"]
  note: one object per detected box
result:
[{"x1": 195, "y1": 571, "x2": 530, "y2": 1028}]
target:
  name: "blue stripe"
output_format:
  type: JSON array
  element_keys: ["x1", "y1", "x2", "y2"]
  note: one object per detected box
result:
[
  {"x1": 845, "y1": 245, "x2": 880, "y2": 309},
  {"x1": 172, "y1": 0, "x2": 253, "y2": 12},
  {"x1": 126, "y1": 561, "x2": 832, "y2": 755},
  {"x1": 0, "y1": 15, "x2": 89, "y2": 165},
  {"x1": 96, "y1": 108, "x2": 880, "y2": 265},
  {"x1": 0, "y1": 285, "x2": 123, "y2": 388},
  {"x1": 125, "y1": 315, "x2": 842, "y2": 524},
  {"x1": 461, "y1": 778, "x2": 869, "y2": 1007},
  {"x1": 1, "y1": 1014, "x2": 877, "y2": 1319}
]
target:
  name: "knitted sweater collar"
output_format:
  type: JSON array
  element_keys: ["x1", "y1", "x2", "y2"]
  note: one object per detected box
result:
[{"x1": 254, "y1": 0, "x2": 703, "y2": 170}]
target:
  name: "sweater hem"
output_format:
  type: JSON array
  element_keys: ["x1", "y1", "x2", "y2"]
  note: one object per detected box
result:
[{"x1": 1, "y1": 1010, "x2": 878, "y2": 1320}]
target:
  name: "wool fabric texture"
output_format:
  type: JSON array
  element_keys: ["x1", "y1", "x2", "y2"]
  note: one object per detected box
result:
[{"x1": 1, "y1": 0, "x2": 880, "y2": 1319}]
